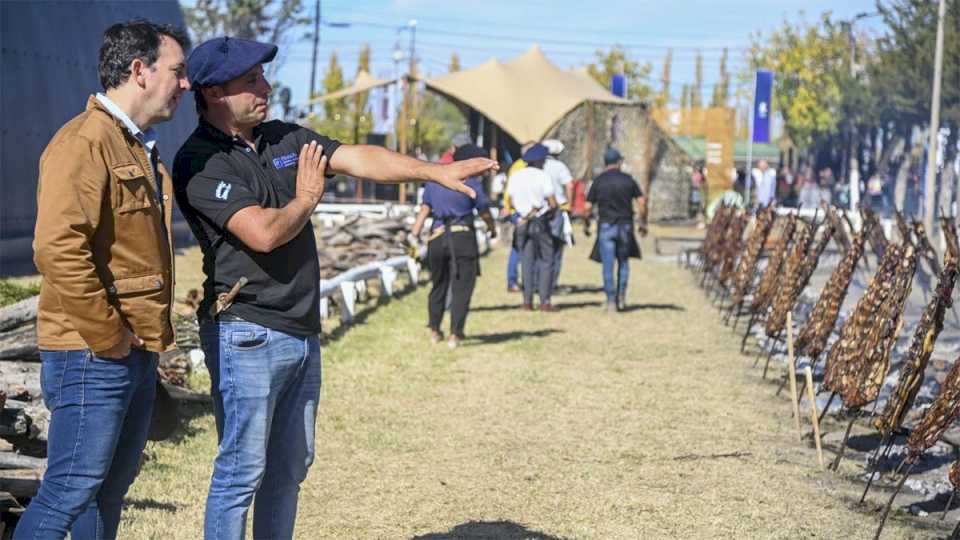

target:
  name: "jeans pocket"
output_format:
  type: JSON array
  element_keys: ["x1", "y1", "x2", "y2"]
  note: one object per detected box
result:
[
  {"x1": 229, "y1": 327, "x2": 270, "y2": 350},
  {"x1": 39, "y1": 350, "x2": 69, "y2": 409}
]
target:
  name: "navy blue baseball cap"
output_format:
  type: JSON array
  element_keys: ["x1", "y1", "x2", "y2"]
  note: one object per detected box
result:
[
  {"x1": 522, "y1": 143, "x2": 548, "y2": 163},
  {"x1": 604, "y1": 147, "x2": 623, "y2": 165},
  {"x1": 187, "y1": 36, "x2": 278, "y2": 87}
]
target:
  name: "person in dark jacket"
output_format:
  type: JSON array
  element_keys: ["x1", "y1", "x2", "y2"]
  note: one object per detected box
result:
[
  {"x1": 412, "y1": 143, "x2": 497, "y2": 348},
  {"x1": 586, "y1": 148, "x2": 646, "y2": 312}
]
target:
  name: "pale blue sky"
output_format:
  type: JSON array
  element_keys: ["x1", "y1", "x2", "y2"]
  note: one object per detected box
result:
[{"x1": 268, "y1": 0, "x2": 887, "y2": 107}]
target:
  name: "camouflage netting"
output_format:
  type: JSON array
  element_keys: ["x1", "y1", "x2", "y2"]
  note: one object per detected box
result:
[{"x1": 545, "y1": 103, "x2": 694, "y2": 222}]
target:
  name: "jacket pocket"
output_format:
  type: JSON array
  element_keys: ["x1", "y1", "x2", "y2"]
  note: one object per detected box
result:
[
  {"x1": 106, "y1": 273, "x2": 165, "y2": 297},
  {"x1": 112, "y1": 163, "x2": 153, "y2": 213}
]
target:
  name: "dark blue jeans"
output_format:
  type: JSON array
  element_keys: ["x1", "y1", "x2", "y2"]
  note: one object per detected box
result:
[
  {"x1": 200, "y1": 319, "x2": 321, "y2": 540},
  {"x1": 598, "y1": 222, "x2": 631, "y2": 301},
  {"x1": 15, "y1": 348, "x2": 158, "y2": 540}
]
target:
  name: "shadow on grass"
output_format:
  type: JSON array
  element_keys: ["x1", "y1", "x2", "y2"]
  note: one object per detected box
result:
[
  {"x1": 412, "y1": 520, "x2": 565, "y2": 540},
  {"x1": 472, "y1": 303, "x2": 522, "y2": 312},
  {"x1": 464, "y1": 328, "x2": 563, "y2": 346},
  {"x1": 122, "y1": 498, "x2": 179, "y2": 512},
  {"x1": 620, "y1": 303, "x2": 685, "y2": 312},
  {"x1": 559, "y1": 284, "x2": 604, "y2": 295},
  {"x1": 161, "y1": 400, "x2": 214, "y2": 445}
]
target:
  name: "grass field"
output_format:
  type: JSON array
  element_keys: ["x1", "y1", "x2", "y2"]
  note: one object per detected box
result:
[{"x1": 109, "y1": 232, "x2": 943, "y2": 539}]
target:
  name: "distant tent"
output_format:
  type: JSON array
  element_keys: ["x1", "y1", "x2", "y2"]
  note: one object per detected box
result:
[
  {"x1": 423, "y1": 45, "x2": 628, "y2": 144},
  {"x1": 306, "y1": 71, "x2": 393, "y2": 104}
]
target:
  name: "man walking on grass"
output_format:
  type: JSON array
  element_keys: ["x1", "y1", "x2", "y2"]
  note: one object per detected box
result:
[
  {"x1": 586, "y1": 148, "x2": 646, "y2": 313},
  {"x1": 18, "y1": 20, "x2": 190, "y2": 539},
  {"x1": 506, "y1": 143, "x2": 559, "y2": 312},
  {"x1": 174, "y1": 36, "x2": 496, "y2": 539}
]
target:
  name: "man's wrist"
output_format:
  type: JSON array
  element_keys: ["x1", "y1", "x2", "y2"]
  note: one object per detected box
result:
[{"x1": 294, "y1": 193, "x2": 322, "y2": 209}]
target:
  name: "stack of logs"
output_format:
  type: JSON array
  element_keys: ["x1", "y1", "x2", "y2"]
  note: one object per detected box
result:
[{"x1": 316, "y1": 215, "x2": 413, "y2": 279}]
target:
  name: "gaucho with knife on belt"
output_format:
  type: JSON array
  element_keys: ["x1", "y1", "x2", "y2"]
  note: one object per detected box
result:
[{"x1": 172, "y1": 36, "x2": 497, "y2": 540}]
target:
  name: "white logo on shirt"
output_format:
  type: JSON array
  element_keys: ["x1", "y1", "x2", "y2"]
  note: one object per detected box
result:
[{"x1": 215, "y1": 181, "x2": 232, "y2": 201}]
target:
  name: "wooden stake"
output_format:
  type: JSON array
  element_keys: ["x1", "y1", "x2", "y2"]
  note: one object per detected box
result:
[
  {"x1": 805, "y1": 366, "x2": 825, "y2": 468},
  {"x1": 787, "y1": 312, "x2": 802, "y2": 438}
]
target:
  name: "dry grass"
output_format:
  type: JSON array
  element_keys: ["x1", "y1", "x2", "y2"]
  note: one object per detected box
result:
[{"x1": 118, "y1": 236, "x2": 941, "y2": 539}]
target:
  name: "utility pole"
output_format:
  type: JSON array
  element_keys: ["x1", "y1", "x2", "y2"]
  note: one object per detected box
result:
[
  {"x1": 308, "y1": 0, "x2": 320, "y2": 113},
  {"x1": 408, "y1": 19, "x2": 418, "y2": 153},
  {"x1": 398, "y1": 19, "x2": 417, "y2": 204},
  {"x1": 924, "y1": 0, "x2": 947, "y2": 233}
]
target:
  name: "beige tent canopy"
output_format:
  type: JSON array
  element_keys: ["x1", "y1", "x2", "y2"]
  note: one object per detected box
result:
[
  {"x1": 306, "y1": 70, "x2": 393, "y2": 104},
  {"x1": 424, "y1": 45, "x2": 628, "y2": 144}
]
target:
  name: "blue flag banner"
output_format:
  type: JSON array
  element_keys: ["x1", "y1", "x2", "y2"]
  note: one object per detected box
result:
[
  {"x1": 611, "y1": 74, "x2": 627, "y2": 98},
  {"x1": 752, "y1": 70, "x2": 773, "y2": 143}
]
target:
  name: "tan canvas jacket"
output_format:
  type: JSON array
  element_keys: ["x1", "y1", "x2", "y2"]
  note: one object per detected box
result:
[{"x1": 33, "y1": 96, "x2": 176, "y2": 353}]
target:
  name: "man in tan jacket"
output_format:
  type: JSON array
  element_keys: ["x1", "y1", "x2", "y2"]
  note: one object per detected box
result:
[{"x1": 15, "y1": 20, "x2": 190, "y2": 540}]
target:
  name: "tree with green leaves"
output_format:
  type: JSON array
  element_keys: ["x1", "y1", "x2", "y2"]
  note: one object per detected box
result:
[
  {"x1": 351, "y1": 44, "x2": 373, "y2": 143},
  {"x1": 183, "y1": 0, "x2": 309, "y2": 80},
  {"x1": 681, "y1": 83, "x2": 690, "y2": 110},
  {"x1": 656, "y1": 49, "x2": 672, "y2": 108},
  {"x1": 692, "y1": 50, "x2": 704, "y2": 108},
  {"x1": 711, "y1": 48, "x2": 730, "y2": 107},
  {"x1": 747, "y1": 14, "x2": 850, "y2": 149},
  {"x1": 308, "y1": 51, "x2": 353, "y2": 142},
  {"x1": 586, "y1": 45, "x2": 653, "y2": 102}
]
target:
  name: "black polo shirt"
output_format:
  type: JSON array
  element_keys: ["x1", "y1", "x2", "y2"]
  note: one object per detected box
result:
[
  {"x1": 173, "y1": 119, "x2": 340, "y2": 336},
  {"x1": 587, "y1": 169, "x2": 643, "y2": 225}
]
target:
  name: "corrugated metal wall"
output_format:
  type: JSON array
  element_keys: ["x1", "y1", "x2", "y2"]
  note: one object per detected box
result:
[{"x1": 1, "y1": 0, "x2": 197, "y2": 275}]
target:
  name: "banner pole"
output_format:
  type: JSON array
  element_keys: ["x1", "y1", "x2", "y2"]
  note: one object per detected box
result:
[{"x1": 745, "y1": 71, "x2": 757, "y2": 207}]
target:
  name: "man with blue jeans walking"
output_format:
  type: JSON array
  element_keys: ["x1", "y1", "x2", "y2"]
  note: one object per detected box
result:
[
  {"x1": 586, "y1": 148, "x2": 647, "y2": 313},
  {"x1": 17, "y1": 20, "x2": 191, "y2": 539},
  {"x1": 175, "y1": 37, "x2": 496, "y2": 539}
]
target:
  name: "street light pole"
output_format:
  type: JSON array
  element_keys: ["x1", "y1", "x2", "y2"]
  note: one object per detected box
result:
[
  {"x1": 308, "y1": 0, "x2": 320, "y2": 113},
  {"x1": 924, "y1": 0, "x2": 947, "y2": 233}
]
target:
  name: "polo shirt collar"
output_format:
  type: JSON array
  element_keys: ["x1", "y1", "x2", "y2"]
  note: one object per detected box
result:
[{"x1": 198, "y1": 117, "x2": 264, "y2": 148}]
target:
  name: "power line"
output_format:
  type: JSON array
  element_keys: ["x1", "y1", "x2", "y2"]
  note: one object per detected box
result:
[
  {"x1": 323, "y1": 4, "x2": 754, "y2": 47},
  {"x1": 323, "y1": 18, "x2": 750, "y2": 52}
]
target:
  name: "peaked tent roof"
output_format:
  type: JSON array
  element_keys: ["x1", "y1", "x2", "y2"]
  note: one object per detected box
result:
[
  {"x1": 424, "y1": 45, "x2": 629, "y2": 143},
  {"x1": 306, "y1": 71, "x2": 393, "y2": 104}
]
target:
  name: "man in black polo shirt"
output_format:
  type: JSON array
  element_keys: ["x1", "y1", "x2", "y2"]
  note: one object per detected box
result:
[
  {"x1": 586, "y1": 147, "x2": 646, "y2": 313},
  {"x1": 173, "y1": 37, "x2": 495, "y2": 540}
]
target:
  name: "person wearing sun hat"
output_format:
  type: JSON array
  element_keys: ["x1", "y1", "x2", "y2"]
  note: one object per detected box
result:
[{"x1": 173, "y1": 35, "x2": 497, "y2": 540}]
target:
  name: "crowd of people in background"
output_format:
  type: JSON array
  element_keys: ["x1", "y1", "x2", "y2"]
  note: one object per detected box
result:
[{"x1": 688, "y1": 155, "x2": 930, "y2": 221}]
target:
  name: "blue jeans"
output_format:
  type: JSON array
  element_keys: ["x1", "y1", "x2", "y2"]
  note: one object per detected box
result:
[
  {"x1": 599, "y1": 222, "x2": 631, "y2": 301},
  {"x1": 507, "y1": 247, "x2": 521, "y2": 288},
  {"x1": 15, "y1": 348, "x2": 157, "y2": 540},
  {"x1": 200, "y1": 319, "x2": 322, "y2": 540},
  {"x1": 506, "y1": 213, "x2": 521, "y2": 288}
]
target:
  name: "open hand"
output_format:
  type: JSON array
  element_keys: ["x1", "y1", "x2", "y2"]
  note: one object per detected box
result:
[
  {"x1": 296, "y1": 141, "x2": 328, "y2": 204},
  {"x1": 433, "y1": 158, "x2": 498, "y2": 199}
]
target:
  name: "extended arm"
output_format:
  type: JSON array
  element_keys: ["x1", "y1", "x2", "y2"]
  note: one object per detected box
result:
[{"x1": 329, "y1": 144, "x2": 496, "y2": 199}]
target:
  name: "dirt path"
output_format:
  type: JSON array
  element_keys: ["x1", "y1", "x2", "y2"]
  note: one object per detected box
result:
[{"x1": 123, "y1": 240, "x2": 940, "y2": 539}]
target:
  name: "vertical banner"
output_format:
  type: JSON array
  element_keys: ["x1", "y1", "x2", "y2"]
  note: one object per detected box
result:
[
  {"x1": 611, "y1": 74, "x2": 627, "y2": 98},
  {"x1": 752, "y1": 70, "x2": 773, "y2": 143}
]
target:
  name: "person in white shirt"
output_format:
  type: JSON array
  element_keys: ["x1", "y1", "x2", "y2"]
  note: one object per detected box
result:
[
  {"x1": 542, "y1": 139, "x2": 574, "y2": 293},
  {"x1": 506, "y1": 143, "x2": 559, "y2": 311},
  {"x1": 752, "y1": 159, "x2": 777, "y2": 207}
]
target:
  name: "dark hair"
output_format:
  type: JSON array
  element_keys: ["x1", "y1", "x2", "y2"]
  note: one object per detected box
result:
[{"x1": 98, "y1": 19, "x2": 190, "y2": 91}]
